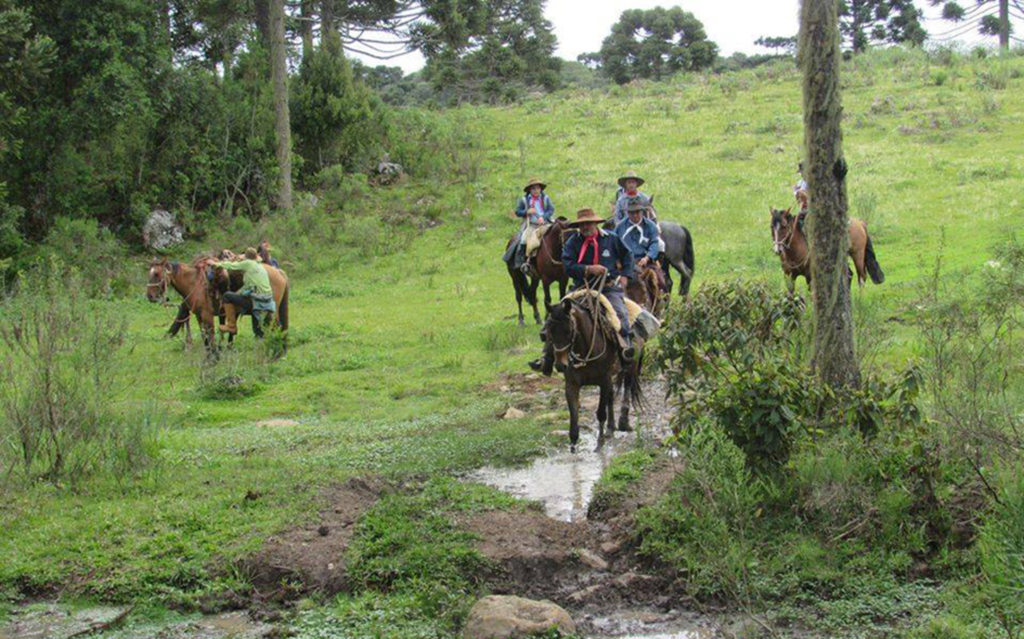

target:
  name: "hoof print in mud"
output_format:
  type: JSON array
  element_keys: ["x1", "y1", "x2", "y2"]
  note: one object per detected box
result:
[{"x1": 462, "y1": 595, "x2": 576, "y2": 639}]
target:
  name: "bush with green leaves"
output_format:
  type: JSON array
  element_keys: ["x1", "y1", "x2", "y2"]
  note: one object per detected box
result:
[
  {"x1": 979, "y1": 465, "x2": 1024, "y2": 638},
  {"x1": 0, "y1": 259, "x2": 158, "y2": 486}
]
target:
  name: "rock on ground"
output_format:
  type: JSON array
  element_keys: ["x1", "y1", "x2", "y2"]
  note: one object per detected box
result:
[
  {"x1": 462, "y1": 595, "x2": 576, "y2": 639},
  {"x1": 142, "y1": 209, "x2": 184, "y2": 250}
]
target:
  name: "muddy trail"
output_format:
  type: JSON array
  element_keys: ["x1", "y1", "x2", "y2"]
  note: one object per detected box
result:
[{"x1": 2, "y1": 375, "x2": 757, "y2": 639}]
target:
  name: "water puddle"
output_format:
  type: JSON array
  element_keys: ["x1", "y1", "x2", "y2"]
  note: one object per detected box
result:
[
  {"x1": 0, "y1": 607, "x2": 271, "y2": 639},
  {"x1": 584, "y1": 608, "x2": 719, "y2": 639}
]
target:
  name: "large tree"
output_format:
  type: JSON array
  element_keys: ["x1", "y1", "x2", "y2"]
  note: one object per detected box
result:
[
  {"x1": 269, "y1": 0, "x2": 292, "y2": 210},
  {"x1": 585, "y1": 6, "x2": 718, "y2": 84},
  {"x1": 800, "y1": 0, "x2": 861, "y2": 389},
  {"x1": 839, "y1": 0, "x2": 926, "y2": 53},
  {"x1": 418, "y1": 0, "x2": 561, "y2": 103},
  {"x1": 931, "y1": 0, "x2": 1018, "y2": 49}
]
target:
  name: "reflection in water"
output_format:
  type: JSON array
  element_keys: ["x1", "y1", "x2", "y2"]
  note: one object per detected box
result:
[{"x1": 466, "y1": 422, "x2": 634, "y2": 521}]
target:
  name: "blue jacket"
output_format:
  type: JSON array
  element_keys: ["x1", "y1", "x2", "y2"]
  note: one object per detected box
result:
[
  {"x1": 562, "y1": 229, "x2": 633, "y2": 287},
  {"x1": 615, "y1": 216, "x2": 660, "y2": 262},
  {"x1": 613, "y1": 191, "x2": 650, "y2": 224},
  {"x1": 516, "y1": 193, "x2": 555, "y2": 225}
]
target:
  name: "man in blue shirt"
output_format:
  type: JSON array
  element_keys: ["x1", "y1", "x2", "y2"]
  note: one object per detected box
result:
[
  {"x1": 612, "y1": 171, "x2": 650, "y2": 225},
  {"x1": 615, "y1": 199, "x2": 660, "y2": 272},
  {"x1": 562, "y1": 208, "x2": 635, "y2": 360}
]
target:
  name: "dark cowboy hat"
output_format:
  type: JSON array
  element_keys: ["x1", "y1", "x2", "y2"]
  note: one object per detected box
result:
[
  {"x1": 617, "y1": 170, "x2": 645, "y2": 189},
  {"x1": 567, "y1": 208, "x2": 606, "y2": 227},
  {"x1": 523, "y1": 178, "x2": 547, "y2": 193},
  {"x1": 626, "y1": 197, "x2": 650, "y2": 213}
]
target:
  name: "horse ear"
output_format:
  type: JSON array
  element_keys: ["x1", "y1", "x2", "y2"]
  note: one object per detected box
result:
[{"x1": 561, "y1": 298, "x2": 572, "y2": 314}]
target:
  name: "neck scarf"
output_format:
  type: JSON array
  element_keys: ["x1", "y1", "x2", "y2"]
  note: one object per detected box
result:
[
  {"x1": 578, "y1": 234, "x2": 600, "y2": 265},
  {"x1": 626, "y1": 219, "x2": 646, "y2": 243}
]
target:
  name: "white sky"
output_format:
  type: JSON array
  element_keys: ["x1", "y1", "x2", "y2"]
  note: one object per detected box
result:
[{"x1": 349, "y1": 0, "x2": 999, "y2": 74}]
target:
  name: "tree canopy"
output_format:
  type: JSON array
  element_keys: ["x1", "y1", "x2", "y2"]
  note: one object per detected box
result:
[
  {"x1": 838, "y1": 0, "x2": 927, "y2": 53},
  {"x1": 584, "y1": 6, "x2": 718, "y2": 85}
]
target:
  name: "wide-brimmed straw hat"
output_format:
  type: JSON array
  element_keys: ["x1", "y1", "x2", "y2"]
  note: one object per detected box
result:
[
  {"x1": 523, "y1": 178, "x2": 547, "y2": 193},
  {"x1": 617, "y1": 171, "x2": 645, "y2": 189},
  {"x1": 567, "y1": 208, "x2": 606, "y2": 227}
]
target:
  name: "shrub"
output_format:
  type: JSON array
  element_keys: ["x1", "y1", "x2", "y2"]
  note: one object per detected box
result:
[
  {"x1": 979, "y1": 466, "x2": 1024, "y2": 637},
  {"x1": 0, "y1": 259, "x2": 156, "y2": 486},
  {"x1": 33, "y1": 217, "x2": 129, "y2": 298}
]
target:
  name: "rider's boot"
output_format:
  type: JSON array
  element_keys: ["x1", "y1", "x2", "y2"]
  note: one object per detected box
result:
[
  {"x1": 617, "y1": 331, "x2": 635, "y2": 364},
  {"x1": 220, "y1": 304, "x2": 239, "y2": 334},
  {"x1": 513, "y1": 244, "x2": 527, "y2": 272}
]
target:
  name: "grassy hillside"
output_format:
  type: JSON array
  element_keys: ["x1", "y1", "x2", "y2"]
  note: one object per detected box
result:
[{"x1": 1, "y1": 46, "x2": 1023, "y2": 635}]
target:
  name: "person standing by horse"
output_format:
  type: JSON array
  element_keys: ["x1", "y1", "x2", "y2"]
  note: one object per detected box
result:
[
  {"x1": 795, "y1": 161, "x2": 810, "y2": 229},
  {"x1": 258, "y1": 240, "x2": 280, "y2": 268},
  {"x1": 616, "y1": 198, "x2": 666, "y2": 305},
  {"x1": 503, "y1": 178, "x2": 555, "y2": 273},
  {"x1": 212, "y1": 247, "x2": 277, "y2": 339}
]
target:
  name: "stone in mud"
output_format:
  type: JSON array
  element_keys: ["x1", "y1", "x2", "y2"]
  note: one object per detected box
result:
[
  {"x1": 462, "y1": 595, "x2": 576, "y2": 639},
  {"x1": 566, "y1": 583, "x2": 605, "y2": 605},
  {"x1": 502, "y1": 407, "x2": 526, "y2": 420},
  {"x1": 600, "y1": 540, "x2": 623, "y2": 555},
  {"x1": 576, "y1": 549, "x2": 608, "y2": 571}
]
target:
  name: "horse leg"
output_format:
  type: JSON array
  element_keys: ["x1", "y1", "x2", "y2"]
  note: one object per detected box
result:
[
  {"x1": 786, "y1": 274, "x2": 796, "y2": 295},
  {"x1": 603, "y1": 381, "x2": 617, "y2": 445},
  {"x1": 529, "y1": 276, "x2": 542, "y2": 324},
  {"x1": 512, "y1": 271, "x2": 526, "y2": 326},
  {"x1": 617, "y1": 372, "x2": 632, "y2": 433},
  {"x1": 567, "y1": 380, "x2": 581, "y2": 453},
  {"x1": 543, "y1": 279, "x2": 553, "y2": 317},
  {"x1": 596, "y1": 386, "x2": 607, "y2": 450}
]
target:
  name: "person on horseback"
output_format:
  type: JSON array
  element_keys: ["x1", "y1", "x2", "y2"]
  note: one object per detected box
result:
[
  {"x1": 564, "y1": 208, "x2": 635, "y2": 357},
  {"x1": 212, "y1": 247, "x2": 277, "y2": 339},
  {"x1": 258, "y1": 240, "x2": 279, "y2": 268},
  {"x1": 612, "y1": 171, "x2": 650, "y2": 225},
  {"x1": 503, "y1": 178, "x2": 555, "y2": 273},
  {"x1": 795, "y1": 161, "x2": 810, "y2": 229},
  {"x1": 616, "y1": 198, "x2": 666, "y2": 297}
]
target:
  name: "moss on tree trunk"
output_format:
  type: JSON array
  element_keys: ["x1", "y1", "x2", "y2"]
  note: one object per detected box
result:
[{"x1": 800, "y1": 0, "x2": 860, "y2": 390}]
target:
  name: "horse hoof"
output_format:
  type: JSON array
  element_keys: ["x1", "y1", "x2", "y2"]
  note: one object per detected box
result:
[{"x1": 570, "y1": 444, "x2": 577, "y2": 454}]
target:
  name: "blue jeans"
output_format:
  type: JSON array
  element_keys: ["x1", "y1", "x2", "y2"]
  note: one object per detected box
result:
[{"x1": 602, "y1": 285, "x2": 631, "y2": 337}]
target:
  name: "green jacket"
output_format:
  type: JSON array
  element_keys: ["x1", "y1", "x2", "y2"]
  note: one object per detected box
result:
[{"x1": 220, "y1": 259, "x2": 273, "y2": 297}]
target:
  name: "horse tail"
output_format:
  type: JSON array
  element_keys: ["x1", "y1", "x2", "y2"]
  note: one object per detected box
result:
[
  {"x1": 619, "y1": 353, "x2": 647, "y2": 411},
  {"x1": 865, "y1": 236, "x2": 885, "y2": 285},
  {"x1": 277, "y1": 286, "x2": 290, "y2": 331},
  {"x1": 682, "y1": 227, "x2": 695, "y2": 278}
]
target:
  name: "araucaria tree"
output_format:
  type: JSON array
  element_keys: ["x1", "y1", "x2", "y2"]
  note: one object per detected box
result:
[
  {"x1": 800, "y1": 0, "x2": 861, "y2": 389},
  {"x1": 839, "y1": 0, "x2": 927, "y2": 52},
  {"x1": 586, "y1": 6, "x2": 718, "y2": 84},
  {"x1": 932, "y1": 0, "x2": 1018, "y2": 50}
]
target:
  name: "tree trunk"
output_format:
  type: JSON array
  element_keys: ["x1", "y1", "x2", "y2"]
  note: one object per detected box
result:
[
  {"x1": 322, "y1": 0, "x2": 338, "y2": 50},
  {"x1": 254, "y1": 0, "x2": 271, "y2": 50},
  {"x1": 799, "y1": 0, "x2": 860, "y2": 390},
  {"x1": 999, "y1": 0, "x2": 1010, "y2": 50},
  {"x1": 270, "y1": 0, "x2": 293, "y2": 210},
  {"x1": 301, "y1": 0, "x2": 315, "y2": 59}
]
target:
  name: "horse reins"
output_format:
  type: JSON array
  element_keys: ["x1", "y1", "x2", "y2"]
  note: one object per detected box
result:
[
  {"x1": 773, "y1": 219, "x2": 810, "y2": 270},
  {"x1": 551, "y1": 273, "x2": 609, "y2": 368}
]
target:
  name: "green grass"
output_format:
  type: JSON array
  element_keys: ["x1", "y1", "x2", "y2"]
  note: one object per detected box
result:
[
  {"x1": 587, "y1": 448, "x2": 656, "y2": 516},
  {"x1": 2, "y1": 46, "x2": 1024, "y2": 636}
]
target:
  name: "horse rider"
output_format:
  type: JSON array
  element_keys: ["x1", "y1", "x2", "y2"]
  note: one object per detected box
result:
[
  {"x1": 612, "y1": 170, "x2": 652, "y2": 225},
  {"x1": 615, "y1": 198, "x2": 665, "y2": 291},
  {"x1": 503, "y1": 178, "x2": 555, "y2": 273},
  {"x1": 212, "y1": 247, "x2": 276, "y2": 338},
  {"x1": 795, "y1": 161, "x2": 810, "y2": 229},
  {"x1": 258, "y1": 239, "x2": 279, "y2": 268}
]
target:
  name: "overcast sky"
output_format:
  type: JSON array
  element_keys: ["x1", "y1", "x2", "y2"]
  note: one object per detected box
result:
[{"x1": 349, "y1": 0, "x2": 995, "y2": 74}]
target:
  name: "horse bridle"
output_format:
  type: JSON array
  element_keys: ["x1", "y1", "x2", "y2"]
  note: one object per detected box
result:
[
  {"x1": 147, "y1": 266, "x2": 171, "y2": 302},
  {"x1": 772, "y1": 216, "x2": 797, "y2": 255}
]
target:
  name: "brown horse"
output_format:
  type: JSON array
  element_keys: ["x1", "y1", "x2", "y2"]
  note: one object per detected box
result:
[
  {"x1": 625, "y1": 265, "x2": 665, "y2": 318},
  {"x1": 546, "y1": 294, "x2": 644, "y2": 452},
  {"x1": 212, "y1": 259, "x2": 291, "y2": 337},
  {"x1": 147, "y1": 258, "x2": 220, "y2": 351},
  {"x1": 533, "y1": 218, "x2": 569, "y2": 312},
  {"x1": 770, "y1": 207, "x2": 885, "y2": 292}
]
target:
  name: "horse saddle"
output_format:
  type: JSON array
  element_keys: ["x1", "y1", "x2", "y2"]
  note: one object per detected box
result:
[{"x1": 562, "y1": 290, "x2": 643, "y2": 335}]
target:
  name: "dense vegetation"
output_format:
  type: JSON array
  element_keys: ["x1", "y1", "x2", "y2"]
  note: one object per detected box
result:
[{"x1": 1, "y1": 37, "x2": 1023, "y2": 639}]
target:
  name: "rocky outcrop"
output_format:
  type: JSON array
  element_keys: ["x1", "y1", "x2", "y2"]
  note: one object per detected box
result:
[{"x1": 142, "y1": 209, "x2": 184, "y2": 250}]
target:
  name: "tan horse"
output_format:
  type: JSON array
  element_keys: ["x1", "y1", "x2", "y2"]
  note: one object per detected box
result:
[
  {"x1": 147, "y1": 258, "x2": 221, "y2": 351},
  {"x1": 770, "y1": 207, "x2": 885, "y2": 292},
  {"x1": 214, "y1": 263, "x2": 290, "y2": 336}
]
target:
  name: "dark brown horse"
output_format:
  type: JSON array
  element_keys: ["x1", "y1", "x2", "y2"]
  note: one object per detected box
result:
[
  {"x1": 546, "y1": 295, "x2": 644, "y2": 452},
  {"x1": 770, "y1": 207, "x2": 885, "y2": 292},
  {"x1": 147, "y1": 258, "x2": 220, "y2": 351},
  {"x1": 505, "y1": 235, "x2": 541, "y2": 326},
  {"x1": 533, "y1": 218, "x2": 569, "y2": 312}
]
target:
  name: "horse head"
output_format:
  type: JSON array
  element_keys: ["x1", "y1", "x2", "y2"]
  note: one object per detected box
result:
[
  {"x1": 147, "y1": 258, "x2": 171, "y2": 303},
  {"x1": 546, "y1": 298, "x2": 576, "y2": 373},
  {"x1": 770, "y1": 207, "x2": 794, "y2": 256}
]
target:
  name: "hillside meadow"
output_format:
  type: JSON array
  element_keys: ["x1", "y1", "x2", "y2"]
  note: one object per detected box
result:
[{"x1": 2, "y1": 47, "x2": 1023, "y2": 637}]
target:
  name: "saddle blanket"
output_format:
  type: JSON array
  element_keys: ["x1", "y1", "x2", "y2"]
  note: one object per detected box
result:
[
  {"x1": 524, "y1": 223, "x2": 551, "y2": 257},
  {"x1": 562, "y1": 289, "x2": 643, "y2": 334}
]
